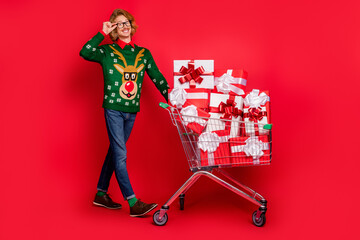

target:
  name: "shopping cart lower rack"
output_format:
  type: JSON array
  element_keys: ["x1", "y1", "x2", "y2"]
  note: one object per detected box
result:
[{"x1": 153, "y1": 103, "x2": 272, "y2": 227}]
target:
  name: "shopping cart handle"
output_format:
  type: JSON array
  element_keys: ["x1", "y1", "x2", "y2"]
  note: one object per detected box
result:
[
  {"x1": 263, "y1": 124, "x2": 273, "y2": 130},
  {"x1": 159, "y1": 102, "x2": 170, "y2": 109}
]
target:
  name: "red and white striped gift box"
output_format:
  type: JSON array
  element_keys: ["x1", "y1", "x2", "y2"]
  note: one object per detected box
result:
[{"x1": 229, "y1": 135, "x2": 271, "y2": 166}]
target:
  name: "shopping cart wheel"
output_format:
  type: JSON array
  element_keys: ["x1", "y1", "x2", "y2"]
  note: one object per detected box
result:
[
  {"x1": 179, "y1": 193, "x2": 185, "y2": 210},
  {"x1": 252, "y1": 210, "x2": 266, "y2": 227},
  {"x1": 153, "y1": 210, "x2": 168, "y2": 226}
]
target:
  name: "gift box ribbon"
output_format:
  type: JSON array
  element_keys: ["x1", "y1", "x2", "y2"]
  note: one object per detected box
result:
[
  {"x1": 198, "y1": 132, "x2": 229, "y2": 165},
  {"x1": 180, "y1": 105, "x2": 207, "y2": 126},
  {"x1": 174, "y1": 60, "x2": 213, "y2": 88},
  {"x1": 243, "y1": 107, "x2": 267, "y2": 135},
  {"x1": 169, "y1": 88, "x2": 187, "y2": 108},
  {"x1": 210, "y1": 95, "x2": 242, "y2": 120},
  {"x1": 243, "y1": 107, "x2": 267, "y2": 122},
  {"x1": 243, "y1": 89, "x2": 269, "y2": 135},
  {"x1": 231, "y1": 136, "x2": 269, "y2": 164},
  {"x1": 244, "y1": 89, "x2": 269, "y2": 108},
  {"x1": 214, "y1": 73, "x2": 246, "y2": 95},
  {"x1": 169, "y1": 88, "x2": 208, "y2": 108}
]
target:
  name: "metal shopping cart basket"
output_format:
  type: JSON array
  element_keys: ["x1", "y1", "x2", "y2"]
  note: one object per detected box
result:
[{"x1": 153, "y1": 102, "x2": 272, "y2": 227}]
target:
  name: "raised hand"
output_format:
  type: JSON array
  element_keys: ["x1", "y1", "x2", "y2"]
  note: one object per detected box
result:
[{"x1": 102, "y1": 21, "x2": 117, "y2": 35}]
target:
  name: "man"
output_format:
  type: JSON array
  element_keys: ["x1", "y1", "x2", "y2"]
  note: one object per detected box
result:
[{"x1": 80, "y1": 9, "x2": 169, "y2": 217}]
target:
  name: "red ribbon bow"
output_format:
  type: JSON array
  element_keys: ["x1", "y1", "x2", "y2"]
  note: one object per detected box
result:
[
  {"x1": 218, "y1": 99, "x2": 241, "y2": 120},
  {"x1": 243, "y1": 107, "x2": 268, "y2": 136},
  {"x1": 246, "y1": 107, "x2": 267, "y2": 122},
  {"x1": 178, "y1": 61, "x2": 205, "y2": 88}
]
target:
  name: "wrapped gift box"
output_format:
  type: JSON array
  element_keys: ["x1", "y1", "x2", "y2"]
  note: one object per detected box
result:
[
  {"x1": 213, "y1": 69, "x2": 247, "y2": 96},
  {"x1": 198, "y1": 130, "x2": 231, "y2": 166},
  {"x1": 174, "y1": 60, "x2": 214, "y2": 89},
  {"x1": 242, "y1": 89, "x2": 271, "y2": 136},
  {"x1": 207, "y1": 113, "x2": 241, "y2": 137},
  {"x1": 168, "y1": 88, "x2": 210, "y2": 109},
  {"x1": 206, "y1": 93, "x2": 244, "y2": 137},
  {"x1": 229, "y1": 135, "x2": 271, "y2": 166},
  {"x1": 179, "y1": 104, "x2": 210, "y2": 134}
]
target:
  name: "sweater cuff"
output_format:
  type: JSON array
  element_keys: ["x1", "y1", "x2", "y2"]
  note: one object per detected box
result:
[{"x1": 100, "y1": 30, "x2": 106, "y2": 36}]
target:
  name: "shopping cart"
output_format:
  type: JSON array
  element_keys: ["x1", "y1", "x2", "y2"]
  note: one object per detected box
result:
[{"x1": 153, "y1": 102, "x2": 272, "y2": 227}]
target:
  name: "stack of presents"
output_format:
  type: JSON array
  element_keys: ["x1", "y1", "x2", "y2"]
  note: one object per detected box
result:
[{"x1": 168, "y1": 60, "x2": 272, "y2": 167}]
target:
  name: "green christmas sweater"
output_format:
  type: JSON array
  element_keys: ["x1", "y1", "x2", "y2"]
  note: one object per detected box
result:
[{"x1": 80, "y1": 32, "x2": 169, "y2": 113}]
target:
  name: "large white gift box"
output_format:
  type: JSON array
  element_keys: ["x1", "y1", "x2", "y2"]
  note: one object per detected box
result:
[{"x1": 173, "y1": 60, "x2": 214, "y2": 89}]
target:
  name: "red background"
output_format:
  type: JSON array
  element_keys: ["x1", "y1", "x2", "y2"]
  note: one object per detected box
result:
[{"x1": 1, "y1": 0, "x2": 359, "y2": 239}]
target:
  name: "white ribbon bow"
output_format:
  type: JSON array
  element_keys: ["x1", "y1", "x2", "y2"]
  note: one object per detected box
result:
[
  {"x1": 244, "y1": 89, "x2": 269, "y2": 108},
  {"x1": 243, "y1": 136, "x2": 268, "y2": 158},
  {"x1": 169, "y1": 88, "x2": 187, "y2": 108},
  {"x1": 180, "y1": 105, "x2": 207, "y2": 126},
  {"x1": 231, "y1": 136, "x2": 269, "y2": 164},
  {"x1": 198, "y1": 132, "x2": 229, "y2": 166},
  {"x1": 214, "y1": 73, "x2": 245, "y2": 95},
  {"x1": 198, "y1": 132, "x2": 221, "y2": 153},
  {"x1": 198, "y1": 132, "x2": 229, "y2": 152}
]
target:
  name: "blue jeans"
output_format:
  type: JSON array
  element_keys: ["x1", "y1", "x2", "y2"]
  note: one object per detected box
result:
[{"x1": 97, "y1": 109, "x2": 137, "y2": 200}]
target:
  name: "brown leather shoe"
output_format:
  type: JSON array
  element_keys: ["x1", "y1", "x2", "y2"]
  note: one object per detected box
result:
[
  {"x1": 93, "y1": 193, "x2": 122, "y2": 209},
  {"x1": 130, "y1": 199, "x2": 158, "y2": 217}
]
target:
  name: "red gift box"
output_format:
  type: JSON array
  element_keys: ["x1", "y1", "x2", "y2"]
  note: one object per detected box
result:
[
  {"x1": 213, "y1": 69, "x2": 247, "y2": 96},
  {"x1": 198, "y1": 130, "x2": 231, "y2": 166},
  {"x1": 179, "y1": 104, "x2": 210, "y2": 134},
  {"x1": 229, "y1": 135, "x2": 271, "y2": 166},
  {"x1": 168, "y1": 88, "x2": 210, "y2": 109},
  {"x1": 241, "y1": 89, "x2": 271, "y2": 136}
]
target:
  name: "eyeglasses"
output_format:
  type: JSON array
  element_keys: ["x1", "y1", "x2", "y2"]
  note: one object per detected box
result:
[
  {"x1": 116, "y1": 21, "x2": 131, "y2": 29},
  {"x1": 124, "y1": 72, "x2": 137, "y2": 81}
]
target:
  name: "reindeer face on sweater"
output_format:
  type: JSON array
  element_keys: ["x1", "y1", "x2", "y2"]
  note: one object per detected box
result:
[{"x1": 110, "y1": 46, "x2": 144, "y2": 100}]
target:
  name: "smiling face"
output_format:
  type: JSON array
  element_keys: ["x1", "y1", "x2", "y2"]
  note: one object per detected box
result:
[
  {"x1": 114, "y1": 15, "x2": 131, "y2": 41},
  {"x1": 108, "y1": 9, "x2": 138, "y2": 43}
]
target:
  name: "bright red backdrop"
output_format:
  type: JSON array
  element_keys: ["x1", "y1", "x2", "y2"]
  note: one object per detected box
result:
[{"x1": 1, "y1": 0, "x2": 359, "y2": 239}]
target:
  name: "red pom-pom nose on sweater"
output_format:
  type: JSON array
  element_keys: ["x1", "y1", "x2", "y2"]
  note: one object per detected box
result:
[{"x1": 125, "y1": 81, "x2": 134, "y2": 92}]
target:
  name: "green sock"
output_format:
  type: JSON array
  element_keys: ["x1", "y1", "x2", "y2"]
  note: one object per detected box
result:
[
  {"x1": 128, "y1": 197, "x2": 138, "y2": 207},
  {"x1": 96, "y1": 191, "x2": 106, "y2": 197}
]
